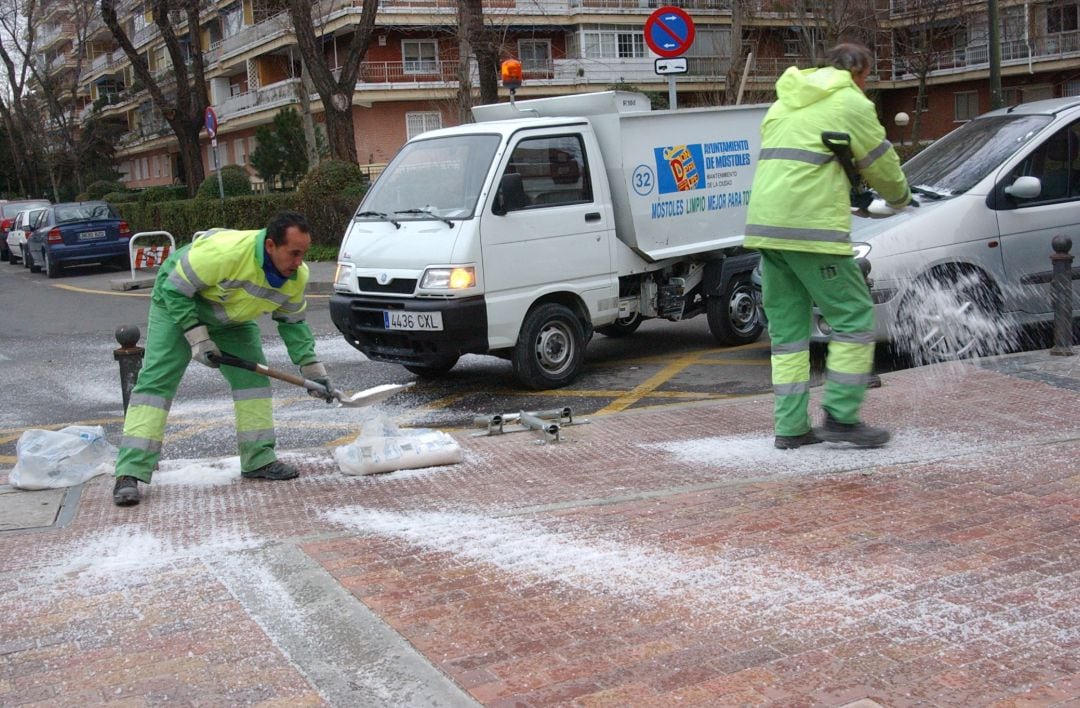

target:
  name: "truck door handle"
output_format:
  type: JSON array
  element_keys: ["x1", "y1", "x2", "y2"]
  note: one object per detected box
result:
[{"x1": 585, "y1": 212, "x2": 601, "y2": 222}]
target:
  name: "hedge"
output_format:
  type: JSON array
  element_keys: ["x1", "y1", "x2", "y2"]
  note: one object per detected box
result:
[{"x1": 113, "y1": 191, "x2": 365, "y2": 248}]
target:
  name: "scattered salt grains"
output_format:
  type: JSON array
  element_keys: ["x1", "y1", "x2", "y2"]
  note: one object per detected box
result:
[
  {"x1": 640, "y1": 429, "x2": 990, "y2": 476},
  {"x1": 154, "y1": 457, "x2": 242, "y2": 486}
]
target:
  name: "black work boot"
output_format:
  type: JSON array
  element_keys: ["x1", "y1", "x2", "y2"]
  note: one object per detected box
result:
[
  {"x1": 242, "y1": 460, "x2": 299, "y2": 480},
  {"x1": 817, "y1": 412, "x2": 890, "y2": 448},
  {"x1": 774, "y1": 430, "x2": 823, "y2": 450},
  {"x1": 112, "y1": 476, "x2": 141, "y2": 506}
]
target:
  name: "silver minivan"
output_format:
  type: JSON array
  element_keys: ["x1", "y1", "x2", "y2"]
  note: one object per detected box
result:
[{"x1": 813, "y1": 97, "x2": 1080, "y2": 362}]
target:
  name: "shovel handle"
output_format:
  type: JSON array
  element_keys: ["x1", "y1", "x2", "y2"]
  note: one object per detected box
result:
[{"x1": 209, "y1": 352, "x2": 324, "y2": 392}]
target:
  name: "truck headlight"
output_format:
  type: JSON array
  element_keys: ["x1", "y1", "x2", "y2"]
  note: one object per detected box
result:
[
  {"x1": 333, "y1": 262, "x2": 354, "y2": 290},
  {"x1": 421, "y1": 266, "x2": 476, "y2": 289}
]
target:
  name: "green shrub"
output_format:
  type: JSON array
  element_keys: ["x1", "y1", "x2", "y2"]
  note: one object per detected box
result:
[
  {"x1": 75, "y1": 192, "x2": 89, "y2": 202},
  {"x1": 104, "y1": 191, "x2": 137, "y2": 204},
  {"x1": 197, "y1": 164, "x2": 252, "y2": 199},
  {"x1": 138, "y1": 185, "x2": 188, "y2": 203},
  {"x1": 86, "y1": 179, "x2": 126, "y2": 200},
  {"x1": 297, "y1": 160, "x2": 369, "y2": 201}
]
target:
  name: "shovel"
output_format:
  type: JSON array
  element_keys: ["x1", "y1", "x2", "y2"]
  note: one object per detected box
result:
[{"x1": 209, "y1": 352, "x2": 413, "y2": 408}]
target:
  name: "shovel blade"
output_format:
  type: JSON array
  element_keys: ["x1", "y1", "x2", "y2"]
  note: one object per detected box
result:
[{"x1": 335, "y1": 382, "x2": 414, "y2": 408}]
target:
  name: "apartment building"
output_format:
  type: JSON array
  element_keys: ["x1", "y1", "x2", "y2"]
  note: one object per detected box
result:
[{"x1": 33, "y1": 0, "x2": 1080, "y2": 190}]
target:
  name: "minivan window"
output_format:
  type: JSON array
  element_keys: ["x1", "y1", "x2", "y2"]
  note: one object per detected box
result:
[{"x1": 903, "y1": 114, "x2": 1052, "y2": 197}]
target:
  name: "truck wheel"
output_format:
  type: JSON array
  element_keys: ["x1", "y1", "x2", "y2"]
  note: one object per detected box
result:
[
  {"x1": 596, "y1": 312, "x2": 642, "y2": 338},
  {"x1": 402, "y1": 356, "x2": 459, "y2": 378},
  {"x1": 707, "y1": 273, "x2": 763, "y2": 345},
  {"x1": 512, "y1": 303, "x2": 586, "y2": 390}
]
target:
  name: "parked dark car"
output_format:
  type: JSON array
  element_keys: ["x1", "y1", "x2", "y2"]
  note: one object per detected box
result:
[
  {"x1": 1, "y1": 199, "x2": 51, "y2": 261},
  {"x1": 25, "y1": 201, "x2": 131, "y2": 278}
]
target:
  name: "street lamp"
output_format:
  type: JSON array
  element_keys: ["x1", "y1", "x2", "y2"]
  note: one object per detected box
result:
[{"x1": 894, "y1": 111, "x2": 910, "y2": 148}]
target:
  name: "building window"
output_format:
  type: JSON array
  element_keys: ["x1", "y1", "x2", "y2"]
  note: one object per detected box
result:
[
  {"x1": 1048, "y1": 2, "x2": 1080, "y2": 33},
  {"x1": 1065, "y1": 79, "x2": 1080, "y2": 97},
  {"x1": 248, "y1": 136, "x2": 257, "y2": 155},
  {"x1": 406, "y1": 111, "x2": 442, "y2": 140},
  {"x1": 235, "y1": 138, "x2": 246, "y2": 166},
  {"x1": 518, "y1": 40, "x2": 551, "y2": 74},
  {"x1": 954, "y1": 91, "x2": 979, "y2": 122},
  {"x1": 582, "y1": 26, "x2": 645, "y2": 59},
  {"x1": 402, "y1": 40, "x2": 438, "y2": 74},
  {"x1": 153, "y1": 155, "x2": 161, "y2": 178}
]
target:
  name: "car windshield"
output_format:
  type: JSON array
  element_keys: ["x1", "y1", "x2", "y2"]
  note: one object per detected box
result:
[
  {"x1": 54, "y1": 203, "x2": 115, "y2": 223},
  {"x1": 3, "y1": 202, "x2": 48, "y2": 218},
  {"x1": 902, "y1": 114, "x2": 1053, "y2": 197},
  {"x1": 359, "y1": 134, "x2": 500, "y2": 221}
]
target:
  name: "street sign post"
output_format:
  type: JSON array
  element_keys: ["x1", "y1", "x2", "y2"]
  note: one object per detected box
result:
[
  {"x1": 204, "y1": 107, "x2": 224, "y2": 200},
  {"x1": 644, "y1": 7, "x2": 695, "y2": 110}
]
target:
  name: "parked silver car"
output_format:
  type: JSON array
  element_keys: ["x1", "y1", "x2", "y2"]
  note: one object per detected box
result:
[
  {"x1": 808, "y1": 97, "x2": 1080, "y2": 363},
  {"x1": 5, "y1": 207, "x2": 49, "y2": 266}
]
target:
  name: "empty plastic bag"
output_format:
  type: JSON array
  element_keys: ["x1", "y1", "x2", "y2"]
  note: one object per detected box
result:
[{"x1": 9, "y1": 426, "x2": 116, "y2": 490}]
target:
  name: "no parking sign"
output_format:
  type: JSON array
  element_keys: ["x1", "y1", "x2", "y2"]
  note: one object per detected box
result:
[{"x1": 644, "y1": 6, "x2": 696, "y2": 59}]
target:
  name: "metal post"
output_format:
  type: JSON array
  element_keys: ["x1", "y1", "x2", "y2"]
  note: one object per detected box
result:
[
  {"x1": 113, "y1": 325, "x2": 145, "y2": 413},
  {"x1": 1049, "y1": 235, "x2": 1075, "y2": 356},
  {"x1": 667, "y1": 76, "x2": 677, "y2": 110},
  {"x1": 212, "y1": 138, "x2": 225, "y2": 201}
]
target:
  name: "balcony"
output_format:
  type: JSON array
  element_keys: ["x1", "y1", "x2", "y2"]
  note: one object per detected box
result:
[
  {"x1": 889, "y1": 29, "x2": 1080, "y2": 79},
  {"x1": 215, "y1": 11, "x2": 291, "y2": 59},
  {"x1": 37, "y1": 22, "x2": 75, "y2": 50},
  {"x1": 214, "y1": 78, "x2": 302, "y2": 120},
  {"x1": 119, "y1": 119, "x2": 173, "y2": 147}
]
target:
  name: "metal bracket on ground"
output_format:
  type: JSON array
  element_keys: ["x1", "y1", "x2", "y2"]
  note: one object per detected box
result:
[{"x1": 471, "y1": 407, "x2": 589, "y2": 443}]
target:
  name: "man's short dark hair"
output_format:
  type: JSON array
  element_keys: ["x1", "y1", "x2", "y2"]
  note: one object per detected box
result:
[
  {"x1": 825, "y1": 43, "x2": 874, "y2": 76},
  {"x1": 266, "y1": 211, "x2": 311, "y2": 245}
]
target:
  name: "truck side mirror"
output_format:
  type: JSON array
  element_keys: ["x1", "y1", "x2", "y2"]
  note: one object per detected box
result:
[
  {"x1": 492, "y1": 172, "x2": 529, "y2": 216},
  {"x1": 1003, "y1": 175, "x2": 1042, "y2": 199}
]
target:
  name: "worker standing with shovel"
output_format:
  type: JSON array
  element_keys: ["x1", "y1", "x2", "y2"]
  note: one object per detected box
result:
[
  {"x1": 743, "y1": 43, "x2": 913, "y2": 450},
  {"x1": 112, "y1": 211, "x2": 335, "y2": 506}
]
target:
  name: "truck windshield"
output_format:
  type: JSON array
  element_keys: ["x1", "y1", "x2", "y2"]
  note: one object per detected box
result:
[
  {"x1": 902, "y1": 114, "x2": 1052, "y2": 197},
  {"x1": 358, "y1": 134, "x2": 500, "y2": 221}
]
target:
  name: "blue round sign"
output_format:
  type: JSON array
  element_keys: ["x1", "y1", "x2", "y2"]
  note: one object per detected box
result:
[
  {"x1": 204, "y1": 107, "x2": 218, "y2": 138},
  {"x1": 644, "y1": 6, "x2": 696, "y2": 59}
]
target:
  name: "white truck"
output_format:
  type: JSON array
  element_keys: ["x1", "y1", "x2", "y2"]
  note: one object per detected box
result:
[{"x1": 330, "y1": 91, "x2": 769, "y2": 389}]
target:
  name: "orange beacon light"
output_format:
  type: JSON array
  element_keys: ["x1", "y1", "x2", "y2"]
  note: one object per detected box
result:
[{"x1": 501, "y1": 59, "x2": 523, "y2": 91}]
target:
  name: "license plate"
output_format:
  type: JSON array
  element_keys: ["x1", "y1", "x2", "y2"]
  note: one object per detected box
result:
[
  {"x1": 78, "y1": 230, "x2": 106, "y2": 241},
  {"x1": 383, "y1": 310, "x2": 443, "y2": 331}
]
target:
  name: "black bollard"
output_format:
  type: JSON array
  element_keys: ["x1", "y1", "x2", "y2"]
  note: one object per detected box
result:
[
  {"x1": 114, "y1": 325, "x2": 145, "y2": 412},
  {"x1": 1049, "y1": 235, "x2": 1075, "y2": 357}
]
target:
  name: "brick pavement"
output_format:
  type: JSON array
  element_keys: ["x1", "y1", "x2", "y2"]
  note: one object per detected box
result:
[{"x1": 0, "y1": 354, "x2": 1077, "y2": 706}]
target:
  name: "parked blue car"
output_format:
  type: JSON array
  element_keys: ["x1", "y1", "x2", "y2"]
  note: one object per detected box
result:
[{"x1": 25, "y1": 201, "x2": 131, "y2": 278}]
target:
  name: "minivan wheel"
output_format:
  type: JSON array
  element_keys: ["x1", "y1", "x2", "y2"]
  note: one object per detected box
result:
[
  {"x1": 512, "y1": 303, "x2": 586, "y2": 390},
  {"x1": 707, "y1": 273, "x2": 764, "y2": 345},
  {"x1": 895, "y1": 271, "x2": 1005, "y2": 364}
]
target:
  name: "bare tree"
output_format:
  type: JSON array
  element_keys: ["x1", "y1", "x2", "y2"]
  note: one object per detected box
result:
[
  {"x1": 286, "y1": 0, "x2": 379, "y2": 164},
  {"x1": 891, "y1": 0, "x2": 966, "y2": 144},
  {"x1": 0, "y1": 0, "x2": 47, "y2": 196},
  {"x1": 101, "y1": 0, "x2": 211, "y2": 196},
  {"x1": 792, "y1": 0, "x2": 880, "y2": 59}
]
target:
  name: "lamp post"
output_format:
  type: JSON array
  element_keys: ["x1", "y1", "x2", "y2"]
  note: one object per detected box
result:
[{"x1": 894, "y1": 111, "x2": 910, "y2": 149}]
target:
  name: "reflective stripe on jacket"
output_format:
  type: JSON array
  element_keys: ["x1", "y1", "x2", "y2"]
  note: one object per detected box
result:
[
  {"x1": 154, "y1": 228, "x2": 317, "y2": 365},
  {"x1": 744, "y1": 66, "x2": 911, "y2": 256}
]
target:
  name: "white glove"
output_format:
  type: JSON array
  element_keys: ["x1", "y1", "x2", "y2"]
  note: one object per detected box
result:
[
  {"x1": 301, "y1": 361, "x2": 334, "y2": 403},
  {"x1": 184, "y1": 325, "x2": 220, "y2": 368}
]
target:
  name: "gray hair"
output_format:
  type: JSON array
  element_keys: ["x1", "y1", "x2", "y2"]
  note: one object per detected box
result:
[{"x1": 824, "y1": 43, "x2": 874, "y2": 75}]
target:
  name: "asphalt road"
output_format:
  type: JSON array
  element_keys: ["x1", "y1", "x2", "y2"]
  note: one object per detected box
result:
[{"x1": 0, "y1": 259, "x2": 778, "y2": 467}]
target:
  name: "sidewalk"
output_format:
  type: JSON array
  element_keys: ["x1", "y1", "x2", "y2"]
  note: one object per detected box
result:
[{"x1": 0, "y1": 349, "x2": 1077, "y2": 706}]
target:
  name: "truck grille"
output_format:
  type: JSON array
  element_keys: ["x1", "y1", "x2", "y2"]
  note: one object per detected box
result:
[{"x1": 356, "y1": 277, "x2": 417, "y2": 295}]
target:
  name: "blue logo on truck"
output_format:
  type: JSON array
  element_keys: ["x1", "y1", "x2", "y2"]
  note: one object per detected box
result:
[{"x1": 654, "y1": 144, "x2": 705, "y2": 194}]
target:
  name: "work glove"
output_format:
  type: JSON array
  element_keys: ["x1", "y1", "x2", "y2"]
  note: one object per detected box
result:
[
  {"x1": 301, "y1": 362, "x2": 335, "y2": 403},
  {"x1": 184, "y1": 325, "x2": 220, "y2": 368}
]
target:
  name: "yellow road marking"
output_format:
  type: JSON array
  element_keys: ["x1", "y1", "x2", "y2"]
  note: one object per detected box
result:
[{"x1": 594, "y1": 351, "x2": 706, "y2": 415}]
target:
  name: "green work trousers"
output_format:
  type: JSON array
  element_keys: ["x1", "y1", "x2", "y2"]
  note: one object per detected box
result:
[
  {"x1": 759, "y1": 248, "x2": 876, "y2": 437},
  {"x1": 114, "y1": 302, "x2": 276, "y2": 483}
]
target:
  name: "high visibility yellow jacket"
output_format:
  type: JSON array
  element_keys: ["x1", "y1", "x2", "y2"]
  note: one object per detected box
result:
[
  {"x1": 744, "y1": 66, "x2": 911, "y2": 255},
  {"x1": 154, "y1": 228, "x2": 317, "y2": 365}
]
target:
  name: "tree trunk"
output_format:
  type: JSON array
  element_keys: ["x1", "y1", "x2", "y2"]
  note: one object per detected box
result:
[
  {"x1": 298, "y1": 60, "x2": 320, "y2": 167},
  {"x1": 174, "y1": 122, "x2": 206, "y2": 192},
  {"x1": 324, "y1": 103, "x2": 358, "y2": 164}
]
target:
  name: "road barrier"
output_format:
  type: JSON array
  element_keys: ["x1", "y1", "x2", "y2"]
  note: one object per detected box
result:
[{"x1": 128, "y1": 231, "x2": 175, "y2": 281}]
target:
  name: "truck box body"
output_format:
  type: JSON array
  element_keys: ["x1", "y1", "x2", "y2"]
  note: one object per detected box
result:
[
  {"x1": 473, "y1": 92, "x2": 767, "y2": 262},
  {"x1": 330, "y1": 91, "x2": 769, "y2": 389}
]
